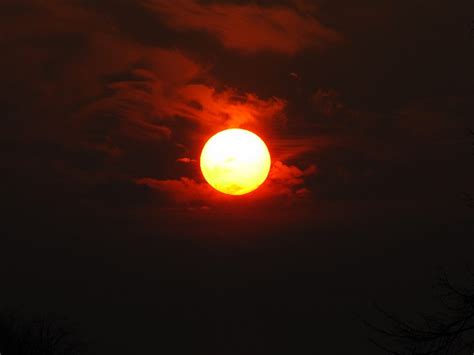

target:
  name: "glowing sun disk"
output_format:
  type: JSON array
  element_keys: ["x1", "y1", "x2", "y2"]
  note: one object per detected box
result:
[{"x1": 200, "y1": 128, "x2": 271, "y2": 195}]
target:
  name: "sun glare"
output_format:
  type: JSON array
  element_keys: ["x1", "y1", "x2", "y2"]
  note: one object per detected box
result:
[{"x1": 200, "y1": 128, "x2": 271, "y2": 195}]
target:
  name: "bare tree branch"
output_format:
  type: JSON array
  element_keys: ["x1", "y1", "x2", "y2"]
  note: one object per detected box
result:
[{"x1": 366, "y1": 273, "x2": 474, "y2": 355}]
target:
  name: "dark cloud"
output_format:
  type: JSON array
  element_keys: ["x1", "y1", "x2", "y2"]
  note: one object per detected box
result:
[
  {"x1": 144, "y1": 0, "x2": 342, "y2": 54},
  {"x1": 311, "y1": 88, "x2": 345, "y2": 118},
  {"x1": 136, "y1": 159, "x2": 316, "y2": 211},
  {"x1": 0, "y1": 0, "x2": 320, "y2": 214},
  {"x1": 1, "y1": 0, "x2": 472, "y2": 219}
]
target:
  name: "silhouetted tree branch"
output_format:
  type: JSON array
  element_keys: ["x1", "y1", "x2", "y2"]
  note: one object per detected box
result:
[
  {"x1": 366, "y1": 271, "x2": 474, "y2": 355},
  {"x1": 0, "y1": 309, "x2": 87, "y2": 355}
]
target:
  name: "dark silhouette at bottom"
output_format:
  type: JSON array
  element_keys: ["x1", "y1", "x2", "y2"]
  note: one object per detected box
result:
[{"x1": 0, "y1": 309, "x2": 86, "y2": 355}]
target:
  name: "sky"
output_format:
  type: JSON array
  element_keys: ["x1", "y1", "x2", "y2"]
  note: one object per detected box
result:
[{"x1": 1, "y1": 0, "x2": 473, "y2": 354}]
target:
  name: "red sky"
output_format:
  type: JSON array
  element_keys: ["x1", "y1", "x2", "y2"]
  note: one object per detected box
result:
[
  {"x1": 1, "y1": 1, "x2": 473, "y2": 354},
  {"x1": 4, "y1": 0, "x2": 472, "y2": 224}
]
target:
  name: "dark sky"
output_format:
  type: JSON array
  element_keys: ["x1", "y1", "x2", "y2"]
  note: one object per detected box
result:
[{"x1": 1, "y1": 0, "x2": 473, "y2": 354}]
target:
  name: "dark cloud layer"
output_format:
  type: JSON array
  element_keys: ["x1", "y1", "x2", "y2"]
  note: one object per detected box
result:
[
  {"x1": 1, "y1": 0, "x2": 324, "y2": 214},
  {"x1": 144, "y1": 0, "x2": 342, "y2": 54}
]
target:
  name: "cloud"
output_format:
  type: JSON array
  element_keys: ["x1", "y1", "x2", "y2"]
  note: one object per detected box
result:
[
  {"x1": 74, "y1": 47, "x2": 203, "y2": 144},
  {"x1": 136, "y1": 177, "x2": 216, "y2": 207},
  {"x1": 144, "y1": 0, "x2": 342, "y2": 54},
  {"x1": 163, "y1": 85, "x2": 287, "y2": 130},
  {"x1": 269, "y1": 161, "x2": 317, "y2": 187},
  {"x1": 1, "y1": 0, "x2": 321, "y2": 213},
  {"x1": 75, "y1": 58, "x2": 287, "y2": 157},
  {"x1": 176, "y1": 157, "x2": 196, "y2": 164},
  {"x1": 272, "y1": 136, "x2": 335, "y2": 161},
  {"x1": 136, "y1": 160, "x2": 317, "y2": 209},
  {"x1": 311, "y1": 89, "x2": 345, "y2": 118}
]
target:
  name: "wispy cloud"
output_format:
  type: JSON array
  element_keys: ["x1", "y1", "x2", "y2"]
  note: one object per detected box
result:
[{"x1": 144, "y1": 0, "x2": 342, "y2": 54}]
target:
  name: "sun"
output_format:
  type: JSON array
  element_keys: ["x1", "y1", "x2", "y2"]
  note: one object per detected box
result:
[{"x1": 200, "y1": 128, "x2": 271, "y2": 195}]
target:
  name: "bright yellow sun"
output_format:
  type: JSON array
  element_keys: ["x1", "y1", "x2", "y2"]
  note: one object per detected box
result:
[{"x1": 200, "y1": 128, "x2": 271, "y2": 195}]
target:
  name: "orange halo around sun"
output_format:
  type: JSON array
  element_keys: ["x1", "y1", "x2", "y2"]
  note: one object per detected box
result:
[{"x1": 200, "y1": 128, "x2": 271, "y2": 195}]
